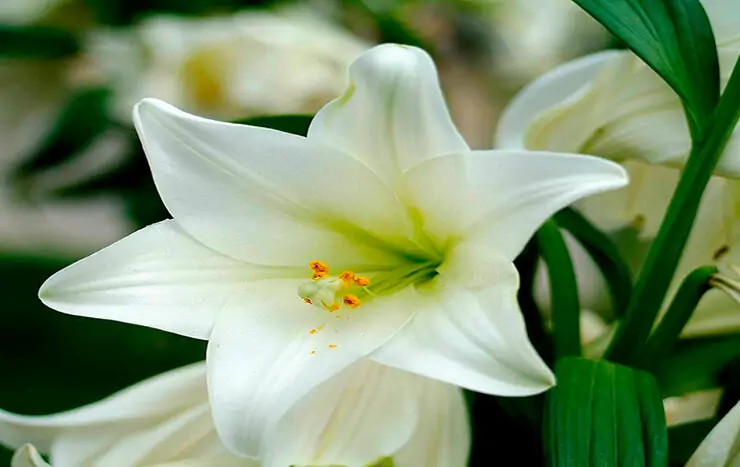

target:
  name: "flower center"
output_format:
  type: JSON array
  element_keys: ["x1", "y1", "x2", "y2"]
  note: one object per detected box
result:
[
  {"x1": 297, "y1": 260, "x2": 371, "y2": 312},
  {"x1": 296, "y1": 258, "x2": 440, "y2": 313}
]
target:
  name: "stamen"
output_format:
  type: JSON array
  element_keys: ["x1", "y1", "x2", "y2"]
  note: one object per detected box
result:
[
  {"x1": 309, "y1": 260, "x2": 329, "y2": 273},
  {"x1": 339, "y1": 271, "x2": 355, "y2": 287},
  {"x1": 312, "y1": 271, "x2": 328, "y2": 280},
  {"x1": 303, "y1": 298, "x2": 312, "y2": 305},
  {"x1": 328, "y1": 344, "x2": 338, "y2": 349},
  {"x1": 310, "y1": 350, "x2": 317, "y2": 355},
  {"x1": 328, "y1": 303, "x2": 340, "y2": 312},
  {"x1": 342, "y1": 294, "x2": 361, "y2": 308},
  {"x1": 309, "y1": 328, "x2": 318, "y2": 335},
  {"x1": 354, "y1": 276, "x2": 370, "y2": 287}
]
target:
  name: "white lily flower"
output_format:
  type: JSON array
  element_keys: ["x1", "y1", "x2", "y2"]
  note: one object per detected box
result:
[
  {"x1": 0, "y1": 360, "x2": 469, "y2": 467},
  {"x1": 37, "y1": 44, "x2": 627, "y2": 458},
  {"x1": 687, "y1": 400, "x2": 740, "y2": 466},
  {"x1": 85, "y1": 9, "x2": 368, "y2": 123}
]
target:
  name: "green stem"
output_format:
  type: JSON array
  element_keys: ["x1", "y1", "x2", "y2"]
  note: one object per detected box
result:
[
  {"x1": 536, "y1": 220, "x2": 581, "y2": 359},
  {"x1": 637, "y1": 266, "x2": 717, "y2": 372},
  {"x1": 555, "y1": 207, "x2": 633, "y2": 318},
  {"x1": 606, "y1": 57, "x2": 740, "y2": 364}
]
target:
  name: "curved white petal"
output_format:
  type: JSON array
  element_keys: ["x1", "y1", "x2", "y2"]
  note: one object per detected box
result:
[
  {"x1": 495, "y1": 50, "x2": 623, "y2": 150},
  {"x1": 0, "y1": 363, "x2": 206, "y2": 452},
  {"x1": 133, "y1": 98, "x2": 416, "y2": 268},
  {"x1": 11, "y1": 445, "x2": 50, "y2": 467},
  {"x1": 206, "y1": 279, "x2": 419, "y2": 458},
  {"x1": 264, "y1": 360, "x2": 424, "y2": 467},
  {"x1": 370, "y1": 243, "x2": 555, "y2": 396},
  {"x1": 404, "y1": 150, "x2": 628, "y2": 260},
  {"x1": 308, "y1": 44, "x2": 468, "y2": 191},
  {"x1": 38, "y1": 220, "x2": 277, "y2": 339},
  {"x1": 392, "y1": 380, "x2": 470, "y2": 467},
  {"x1": 51, "y1": 404, "x2": 225, "y2": 466},
  {"x1": 0, "y1": 363, "x2": 234, "y2": 466},
  {"x1": 687, "y1": 401, "x2": 740, "y2": 467}
]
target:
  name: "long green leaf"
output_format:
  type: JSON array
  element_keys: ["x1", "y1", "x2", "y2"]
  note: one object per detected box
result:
[
  {"x1": 545, "y1": 357, "x2": 668, "y2": 466},
  {"x1": 572, "y1": 0, "x2": 720, "y2": 137},
  {"x1": 638, "y1": 266, "x2": 717, "y2": 371},
  {"x1": 555, "y1": 207, "x2": 633, "y2": 318},
  {"x1": 536, "y1": 220, "x2": 581, "y2": 360}
]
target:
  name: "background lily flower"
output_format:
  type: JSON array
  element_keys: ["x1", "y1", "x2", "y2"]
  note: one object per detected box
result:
[
  {"x1": 0, "y1": 360, "x2": 469, "y2": 467},
  {"x1": 496, "y1": 0, "x2": 740, "y2": 176},
  {"x1": 37, "y1": 43, "x2": 627, "y2": 458},
  {"x1": 495, "y1": 0, "x2": 740, "y2": 339},
  {"x1": 85, "y1": 8, "x2": 369, "y2": 124},
  {"x1": 686, "y1": 400, "x2": 740, "y2": 466}
]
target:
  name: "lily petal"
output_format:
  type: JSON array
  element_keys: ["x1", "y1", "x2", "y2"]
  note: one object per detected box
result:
[
  {"x1": 264, "y1": 360, "x2": 423, "y2": 467},
  {"x1": 392, "y1": 380, "x2": 470, "y2": 467},
  {"x1": 0, "y1": 363, "x2": 232, "y2": 467},
  {"x1": 52, "y1": 404, "x2": 221, "y2": 466},
  {"x1": 687, "y1": 400, "x2": 740, "y2": 466},
  {"x1": 308, "y1": 44, "x2": 468, "y2": 191},
  {"x1": 134, "y1": 98, "x2": 415, "y2": 268},
  {"x1": 495, "y1": 50, "x2": 622, "y2": 150},
  {"x1": 11, "y1": 445, "x2": 50, "y2": 467},
  {"x1": 206, "y1": 279, "x2": 419, "y2": 458},
  {"x1": 39, "y1": 220, "x2": 275, "y2": 339},
  {"x1": 370, "y1": 243, "x2": 555, "y2": 396},
  {"x1": 404, "y1": 151, "x2": 628, "y2": 260}
]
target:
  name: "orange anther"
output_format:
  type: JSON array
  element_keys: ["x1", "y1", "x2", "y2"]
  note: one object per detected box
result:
[
  {"x1": 309, "y1": 260, "x2": 328, "y2": 273},
  {"x1": 339, "y1": 271, "x2": 355, "y2": 281},
  {"x1": 312, "y1": 271, "x2": 328, "y2": 280},
  {"x1": 303, "y1": 298, "x2": 312, "y2": 305},
  {"x1": 328, "y1": 344, "x2": 338, "y2": 349},
  {"x1": 354, "y1": 276, "x2": 370, "y2": 287},
  {"x1": 309, "y1": 328, "x2": 318, "y2": 335},
  {"x1": 327, "y1": 303, "x2": 340, "y2": 312},
  {"x1": 342, "y1": 294, "x2": 361, "y2": 308}
]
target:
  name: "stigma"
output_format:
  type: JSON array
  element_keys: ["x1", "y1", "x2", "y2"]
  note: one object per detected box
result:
[{"x1": 298, "y1": 260, "x2": 370, "y2": 312}]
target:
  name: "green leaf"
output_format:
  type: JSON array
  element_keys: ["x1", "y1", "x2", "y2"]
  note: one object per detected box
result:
[
  {"x1": 572, "y1": 0, "x2": 720, "y2": 138},
  {"x1": 11, "y1": 87, "x2": 111, "y2": 182},
  {"x1": 232, "y1": 114, "x2": 313, "y2": 136},
  {"x1": 545, "y1": 357, "x2": 668, "y2": 466},
  {"x1": 0, "y1": 25, "x2": 79, "y2": 59},
  {"x1": 555, "y1": 207, "x2": 633, "y2": 318},
  {"x1": 536, "y1": 220, "x2": 581, "y2": 360},
  {"x1": 654, "y1": 336, "x2": 740, "y2": 397},
  {"x1": 606, "y1": 56, "x2": 740, "y2": 365},
  {"x1": 638, "y1": 266, "x2": 717, "y2": 371}
]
